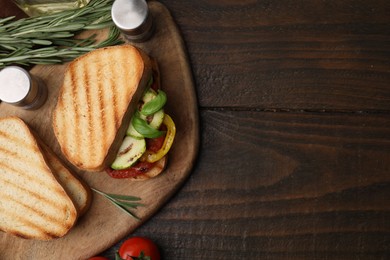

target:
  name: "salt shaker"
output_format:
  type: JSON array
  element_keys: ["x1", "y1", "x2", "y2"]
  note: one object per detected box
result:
[
  {"x1": 111, "y1": 0, "x2": 155, "y2": 42},
  {"x1": 0, "y1": 66, "x2": 48, "y2": 110}
]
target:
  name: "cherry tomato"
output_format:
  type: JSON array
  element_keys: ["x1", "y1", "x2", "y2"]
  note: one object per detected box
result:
[
  {"x1": 88, "y1": 257, "x2": 110, "y2": 260},
  {"x1": 118, "y1": 237, "x2": 160, "y2": 260}
]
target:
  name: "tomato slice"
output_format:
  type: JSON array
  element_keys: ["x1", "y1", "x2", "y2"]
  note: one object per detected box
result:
[
  {"x1": 106, "y1": 161, "x2": 156, "y2": 179},
  {"x1": 146, "y1": 135, "x2": 165, "y2": 153},
  {"x1": 145, "y1": 125, "x2": 166, "y2": 152}
]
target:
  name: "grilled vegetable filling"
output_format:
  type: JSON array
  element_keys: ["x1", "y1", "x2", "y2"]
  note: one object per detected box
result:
[{"x1": 108, "y1": 77, "x2": 176, "y2": 178}]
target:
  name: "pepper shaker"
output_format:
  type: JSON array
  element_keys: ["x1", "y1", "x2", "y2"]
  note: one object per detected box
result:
[
  {"x1": 111, "y1": 0, "x2": 155, "y2": 42},
  {"x1": 0, "y1": 66, "x2": 47, "y2": 110}
]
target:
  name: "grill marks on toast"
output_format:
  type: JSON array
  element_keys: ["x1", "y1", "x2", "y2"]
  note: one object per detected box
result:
[
  {"x1": 42, "y1": 145, "x2": 91, "y2": 216},
  {"x1": 0, "y1": 190, "x2": 67, "y2": 239},
  {"x1": 76, "y1": 61, "x2": 92, "y2": 165},
  {"x1": 100, "y1": 50, "x2": 122, "y2": 151},
  {"x1": 53, "y1": 45, "x2": 150, "y2": 171},
  {"x1": 0, "y1": 173, "x2": 54, "y2": 208},
  {"x1": 63, "y1": 64, "x2": 79, "y2": 165},
  {"x1": 0, "y1": 117, "x2": 78, "y2": 240},
  {"x1": 86, "y1": 53, "x2": 105, "y2": 165},
  {"x1": 110, "y1": 76, "x2": 120, "y2": 128},
  {"x1": 0, "y1": 130, "x2": 51, "y2": 172},
  {"x1": 0, "y1": 179, "x2": 71, "y2": 228},
  {"x1": 0, "y1": 128, "x2": 40, "y2": 154},
  {"x1": 96, "y1": 64, "x2": 107, "y2": 159},
  {"x1": 0, "y1": 161, "x2": 63, "y2": 202}
]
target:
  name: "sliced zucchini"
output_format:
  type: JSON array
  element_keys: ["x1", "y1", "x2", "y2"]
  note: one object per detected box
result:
[
  {"x1": 141, "y1": 89, "x2": 157, "y2": 104},
  {"x1": 139, "y1": 89, "x2": 165, "y2": 129},
  {"x1": 126, "y1": 118, "x2": 144, "y2": 139},
  {"x1": 126, "y1": 110, "x2": 164, "y2": 138},
  {"x1": 141, "y1": 90, "x2": 167, "y2": 116},
  {"x1": 145, "y1": 109, "x2": 164, "y2": 129},
  {"x1": 111, "y1": 136, "x2": 146, "y2": 170},
  {"x1": 126, "y1": 89, "x2": 166, "y2": 138},
  {"x1": 131, "y1": 115, "x2": 165, "y2": 138}
]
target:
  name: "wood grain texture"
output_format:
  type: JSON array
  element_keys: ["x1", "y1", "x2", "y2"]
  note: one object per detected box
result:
[
  {"x1": 1, "y1": 0, "x2": 389, "y2": 259},
  {"x1": 159, "y1": 0, "x2": 390, "y2": 111},
  {"x1": 99, "y1": 0, "x2": 390, "y2": 259},
  {"x1": 102, "y1": 110, "x2": 390, "y2": 259}
]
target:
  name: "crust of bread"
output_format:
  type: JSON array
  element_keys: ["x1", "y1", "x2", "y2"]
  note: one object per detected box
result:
[
  {"x1": 38, "y1": 142, "x2": 92, "y2": 216},
  {"x1": 0, "y1": 116, "x2": 78, "y2": 240},
  {"x1": 52, "y1": 44, "x2": 152, "y2": 171},
  {"x1": 132, "y1": 156, "x2": 168, "y2": 181}
]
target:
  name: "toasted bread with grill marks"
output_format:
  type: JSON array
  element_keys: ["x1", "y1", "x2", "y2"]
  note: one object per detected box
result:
[
  {"x1": 0, "y1": 117, "x2": 78, "y2": 240},
  {"x1": 39, "y1": 142, "x2": 92, "y2": 216},
  {"x1": 52, "y1": 44, "x2": 152, "y2": 171}
]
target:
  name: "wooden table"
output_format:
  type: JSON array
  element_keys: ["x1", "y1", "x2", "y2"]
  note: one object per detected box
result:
[
  {"x1": 1, "y1": 0, "x2": 389, "y2": 259},
  {"x1": 97, "y1": 0, "x2": 390, "y2": 259}
]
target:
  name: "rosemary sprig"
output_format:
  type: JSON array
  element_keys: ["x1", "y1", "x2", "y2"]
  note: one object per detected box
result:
[
  {"x1": 0, "y1": 0, "x2": 124, "y2": 68},
  {"x1": 91, "y1": 187, "x2": 144, "y2": 220}
]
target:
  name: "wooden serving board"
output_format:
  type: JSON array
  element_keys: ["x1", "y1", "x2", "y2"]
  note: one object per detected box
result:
[{"x1": 0, "y1": 1, "x2": 199, "y2": 259}]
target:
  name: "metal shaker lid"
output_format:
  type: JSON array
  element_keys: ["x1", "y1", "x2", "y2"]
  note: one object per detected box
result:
[
  {"x1": 111, "y1": 0, "x2": 154, "y2": 42},
  {"x1": 0, "y1": 66, "x2": 32, "y2": 103},
  {"x1": 0, "y1": 66, "x2": 47, "y2": 110}
]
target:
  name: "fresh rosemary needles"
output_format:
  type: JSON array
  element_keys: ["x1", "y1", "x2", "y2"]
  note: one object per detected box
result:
[
  {"x1": 91, "y1": 188, "x2": 144, "y2": 220},
  {"x1": 0, "y1": 0, "x2": 123, "y2": 68}
]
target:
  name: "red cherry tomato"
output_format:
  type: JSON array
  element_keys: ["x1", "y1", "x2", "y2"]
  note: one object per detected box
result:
[
  {"x1": 88, "y1": 257, "x2": 110, "y2": 260},
  {"x1": 118, "y1": 237, "x2": 160, "y2": 260}
]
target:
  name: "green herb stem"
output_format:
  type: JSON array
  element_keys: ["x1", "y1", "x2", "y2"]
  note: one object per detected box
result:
[
  {"x1": 91, "y1": 187, "x2": 143, "y2": 220},
  {"x1": 0, "y1": 0, "x2": 123, "y2": 68}
]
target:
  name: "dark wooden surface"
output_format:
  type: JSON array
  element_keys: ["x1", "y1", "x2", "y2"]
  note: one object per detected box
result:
[
  {"x1": 99, "y1": 0, "x2": 390, "y2": 259},
  {"x1": 2, "y1": 0, "x2": 389, "y2": 259}
]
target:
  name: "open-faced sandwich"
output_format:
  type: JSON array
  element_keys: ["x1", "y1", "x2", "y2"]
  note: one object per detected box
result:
[{"x1": 52, "y1": 44, "x2": 176, "y2": 180}]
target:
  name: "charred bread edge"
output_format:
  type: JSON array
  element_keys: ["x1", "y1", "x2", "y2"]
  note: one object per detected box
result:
[
  {"x1": 37, "y1": 138, "x2": 92, "y2": 217},
  {"x1": 101, "y1": 45, "x2": 153, "y2": 171},
  {"x1": 28, "y1": 123, "x2": 87, "y2": 218}
]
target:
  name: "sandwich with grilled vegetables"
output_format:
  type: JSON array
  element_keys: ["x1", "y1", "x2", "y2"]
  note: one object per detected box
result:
[
  {"x1": 0, "y1": 116, "x2": 91, "y2": 240},
  {"x1": 52, "y1": 44, "x2": 176, "y2": 179}
]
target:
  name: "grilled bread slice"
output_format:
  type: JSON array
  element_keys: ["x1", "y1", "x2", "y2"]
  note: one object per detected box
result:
[
  {"x1": 0, "y1": 117, "x2": 78, "y2": 240},
  {"x1": 39, "y1": 142, "x2": 92, "y2": 216},
  {"x1": 52, "y1": 44, "x2": 152, "y2": 171}
]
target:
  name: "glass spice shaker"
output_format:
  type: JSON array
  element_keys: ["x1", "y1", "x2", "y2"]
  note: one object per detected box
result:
[
  {"x1": 111, "y1": 0, "x2": 155, "y2": 42},
  {"x1": 0, "y1": 66, "x2": 48, "y2": 110}
]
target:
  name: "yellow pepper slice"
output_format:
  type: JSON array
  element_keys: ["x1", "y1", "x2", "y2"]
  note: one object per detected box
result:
[{"x1": 141, "y1": 114, "x2": 176, "y2": 163}]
